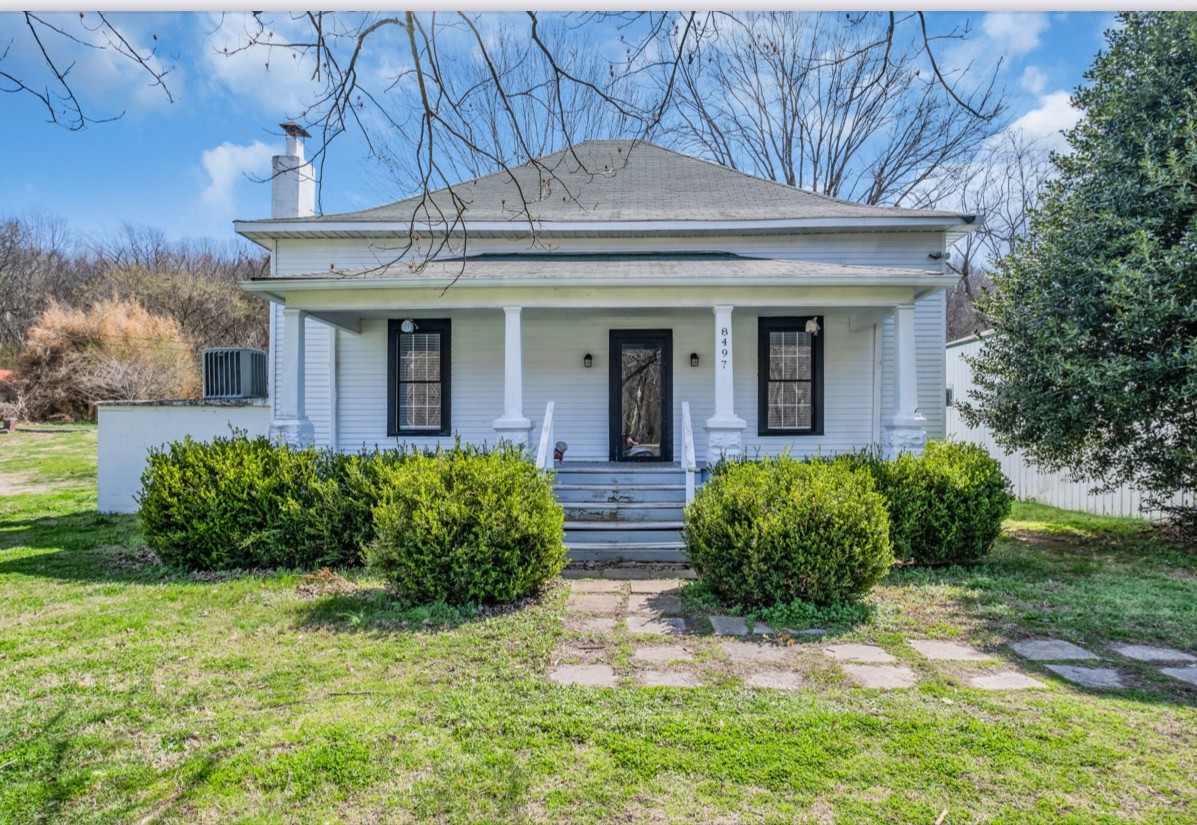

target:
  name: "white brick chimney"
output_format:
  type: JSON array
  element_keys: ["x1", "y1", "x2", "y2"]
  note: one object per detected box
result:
[{"x1": 272, "y1": 121, "x2": 315, "y2": 219}]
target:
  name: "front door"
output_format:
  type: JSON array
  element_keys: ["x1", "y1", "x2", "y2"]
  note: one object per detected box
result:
[{"x1": 609, "y1": 330, "x2": 672, "y2": 461}]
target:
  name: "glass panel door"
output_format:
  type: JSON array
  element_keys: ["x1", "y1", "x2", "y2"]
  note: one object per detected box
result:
[{"x1": 610, "y1": 330, "x2": 672, "y2": 461}]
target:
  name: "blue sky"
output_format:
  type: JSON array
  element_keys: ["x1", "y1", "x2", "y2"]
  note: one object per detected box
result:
[{"x1": 0, "y1": 11, "x2": 1117, "y2": 246}]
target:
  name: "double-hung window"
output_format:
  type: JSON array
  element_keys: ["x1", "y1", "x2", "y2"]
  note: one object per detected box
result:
[
  {"x1": 757, "y1": 316, "x2": 823, "y2": 436},
  {"x1": 388, "y1": 319, "x2": 451, "y2": 436}
]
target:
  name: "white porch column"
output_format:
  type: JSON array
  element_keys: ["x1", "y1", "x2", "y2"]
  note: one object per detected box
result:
[
  {"x1": 881, "y1": 303, "x2": 927, "y2": 459},
  {"x1": 493, "y1": 305, "x2": 532, "y2": 446},
  {"x1": 270, "y1": 307, "x2": 315, "y2": 447},
  {"x1": 705, "y1": 304, "x2": 746, "y2": 459}
]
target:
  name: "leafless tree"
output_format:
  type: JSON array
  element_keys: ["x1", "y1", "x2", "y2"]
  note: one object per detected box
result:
[
  {"x1": 0, "y1": 213, "x2": 79, "y2": 364},
  {"x1": 661, "y1": 12, "x2": 1007, "y2": 206},
  {"x1": 943, "y1": 129, "x2": 1054, "y2": 339}
]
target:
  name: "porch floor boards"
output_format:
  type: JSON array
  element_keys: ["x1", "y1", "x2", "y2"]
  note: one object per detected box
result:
[{"x1": 556, "y1": 461, "x2": 684, "y2": 471}]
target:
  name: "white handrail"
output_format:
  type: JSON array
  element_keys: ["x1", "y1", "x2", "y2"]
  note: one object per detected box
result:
[
  {"x1": 681, "y1": 401, "x2": 696, "y2": 504},
  {"x1": 535, "y1": 401, "x2": 555, "y2": 472}
]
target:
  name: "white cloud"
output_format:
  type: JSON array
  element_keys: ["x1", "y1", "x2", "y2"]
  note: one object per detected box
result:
[
  {"x1": 200, "y1": 140, "x2": 273, "y2": 212},
  {"x1": 1010, "y1": 90, "x2": 1080, "y2": 152},
  {"x1": 1020, "y1": 65, "x2": 1048, "y2": 96},
  {"x1": 981, "y1": 13, "x2": 1050, "y2": 58},
  {"x1": 201, "y1": 12, "x2": 322, "y2": 115}
]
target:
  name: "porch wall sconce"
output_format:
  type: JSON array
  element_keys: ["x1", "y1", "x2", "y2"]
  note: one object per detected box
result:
[
  {"x1": 804, "y1": 318, "x2": 821, "y2": 336},
  {"x1": 583, "y1": 353, "x2": 593, "y2": 368},
  {"x1": 690, "y1": 352, "x2": 700, "y2": 367}
]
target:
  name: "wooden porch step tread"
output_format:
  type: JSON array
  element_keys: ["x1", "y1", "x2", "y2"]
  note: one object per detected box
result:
[{"x1": 554, "y1": 484, "x2": 686, "y2": 491}]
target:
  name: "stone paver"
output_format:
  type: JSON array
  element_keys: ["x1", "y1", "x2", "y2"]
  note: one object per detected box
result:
[
  {"x1": 628, "y1": 594, "x2": 683, "y2": 615},
  {"x1": 1110, "y1": 643, "x2": 1196, "y2": 663},
  {"x1": 824, "y1": 643, "x2": 896, "y2": 663},
  {"x1": 969, "y1": 671, "x2": 1047, "y2": 690},
  {"x1": 547, "y1": 665, "x2": 617, "y2": 687},
  {"x1": 785, "y1": 628, "x2": 827, "y2": 637},
  {"x1": 565, "y1": 616, "x2": 618, "y2": 634},
  {"x1": 632, "y1": 644, "x2": 694, "y2": 664},
  {"x1": 1010, "y1": 639, "x2": 1098, "y2": 661},
  {"x1": 626, "y1": 616, "x2": 687, "y2": 636},
  {"x1": 568, "y1": 579, "x2": 624, "y2": 593},
  {"x1": 629, "y1": 579, "x2": 683, "y2": 594},
  {"x1": 747, "y1": 671, "x2": 804, "y2": 691},
  {"x1": 602, "y1": 567, "x2": 696, "y2": 580},
  {"x1": 1044, "y1": 664, "x2": 1127, "y2": 689},
  {"x1": 638, "y1": 670, "x2": 702, "y2": 688},
  {"x1": 720, "y1": 640, "x2": 793, "y2": 664},
  {"x1": 566, "y1": 593, "x2": 622, "y2": 615},
  {"x1": 1159, "y1": 667, "x2": 1197, "y2": 687},
  {"x1": 709, "y1": 616, "x2": 774, "y2": 636},
  {"x1": 842, "y1": 664, "x2": 918, "y2": 689},
  {"x1": 909, "y1": 640, "x2": 992, "y2": 662}
]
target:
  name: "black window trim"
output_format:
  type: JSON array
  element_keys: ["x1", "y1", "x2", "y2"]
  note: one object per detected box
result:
[
  {"x1": 388, "y1": 318, "x2": 451, "y2": 437},
  {"x1": 757, "y1": 315, "x2": 824, "y2": 437}
]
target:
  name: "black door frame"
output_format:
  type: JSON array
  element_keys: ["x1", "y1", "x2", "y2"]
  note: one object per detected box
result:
[{"x1": 609, "y1": 329, "x2": 673, "y2": 462}]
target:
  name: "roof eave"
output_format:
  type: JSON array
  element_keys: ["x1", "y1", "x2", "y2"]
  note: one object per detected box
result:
[
  {"x1": 234, "y1": 215, "x2": 975, "y2": 244},
  {"x1": 240, "y1": 272, "x2": 959, "y2": 293}
]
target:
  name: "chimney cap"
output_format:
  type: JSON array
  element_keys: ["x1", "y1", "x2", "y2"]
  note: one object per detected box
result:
[{"x1": 280, "y1": 121, "x2": 312, "y2": 139}]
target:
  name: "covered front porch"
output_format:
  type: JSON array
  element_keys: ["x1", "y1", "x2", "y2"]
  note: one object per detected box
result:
[{"x1": 255, "y1": 282, "x2": 942, "y2": 471}]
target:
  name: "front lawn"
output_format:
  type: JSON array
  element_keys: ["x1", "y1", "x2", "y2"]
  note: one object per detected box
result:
[{"x1": 1, "y1": 428, "x2": 1195, "y2": 823}]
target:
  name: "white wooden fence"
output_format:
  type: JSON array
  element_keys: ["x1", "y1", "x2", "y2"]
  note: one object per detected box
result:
[{"x1": 946, "y1": 336, "x2": 1189, "y2": 520}]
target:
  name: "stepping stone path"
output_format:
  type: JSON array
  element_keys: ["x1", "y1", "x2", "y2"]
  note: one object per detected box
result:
[
  {"x1": 639, "y1": 670, "x2": 703, "y2": 688},
  {"x1": 709, "y1": 616, "x2": 774, "y2": 636},
  {"x1": 1160, "y1": 667, "x2": 1197, "y2": 687},
  {"x1": 721, "y1": 640, "x2": 792, "y2": 664},
  {"x1": 1011, "y1": 639, "x2": 1098, "y2": 661},
  {"x1": 824, "y1": 643, "x2": 896, "y2": 663},
  {"x1": 1044, "y1": 664, "x2": 1127, "y2": 690},
  {"x1": 970, "y1": 671, "x2": 1046, "y2": 691},
  {"x1": 548, "y1": 664, "x2": 617, "y2": 687},
  {"x1": 628, "y1": 594, "x2": 683, "y2": 615},
  {"x1": 842, "y1": 664, "x2": 918, "y2": 689},
  {"x1": 908, "y1": 640, "x2": 991, "y2": 661},
  {"x1": 626, "y1": 616, "x2": 687, "y2": 636},
  {"x1": 566, "y1": 593, "x2": 623, "y2": 615},
  {"x1": 632, "y1": 644, "x2": 693, "y2": 664},
  {"x1": 747, "y1": 671, "x2": 804, "y2": 691},
  {"x1": 1110, "y1": 644, "x2": 1196, "y2": 663},
  {"x1": 556, "y1": 580, "x2": 1189, "y2": 695}
]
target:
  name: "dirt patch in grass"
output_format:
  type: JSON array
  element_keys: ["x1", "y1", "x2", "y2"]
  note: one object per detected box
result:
[{"x1": 0, "y1": 469, "x2": 71, "y2": 496}]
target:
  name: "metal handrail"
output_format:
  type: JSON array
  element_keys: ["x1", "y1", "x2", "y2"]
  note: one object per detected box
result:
[
  {"x1": 681, "y1": 401, "x2": 696, "y2": 504},
  {"x1": 535, "y1": 401, "x2": 555, "y2": 472}
]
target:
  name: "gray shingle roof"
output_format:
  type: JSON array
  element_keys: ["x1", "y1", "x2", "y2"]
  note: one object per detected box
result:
[
  {"x1": 266, "y1": 140, "x2": 965, "y2": 225},
  {"x1": 253, "y1": 252, "x2": 945, "y2": 283}
]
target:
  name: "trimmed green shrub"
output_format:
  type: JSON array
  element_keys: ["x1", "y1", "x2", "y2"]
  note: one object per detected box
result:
[
  {"x1": 366, "y1": 445, "x2": 566, "y2": 604},
  {"x1": 839, "y1": 441, "x2": 1013, "y2": 566},
  {"x1": 138, "y1": 434, "x2": 405, "y2": 571},
  {"x1": 683, "y1": 456, "x2": 893, "y2": 607}
]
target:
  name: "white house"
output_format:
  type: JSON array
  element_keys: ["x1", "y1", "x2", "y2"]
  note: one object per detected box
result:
[{"x1": 99, "y1": 125, "x2": 975, "y2": 560}]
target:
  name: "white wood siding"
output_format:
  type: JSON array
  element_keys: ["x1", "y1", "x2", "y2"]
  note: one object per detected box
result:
[{"x1": 272, "y1": 231, "x2": 944, "y2": 277}]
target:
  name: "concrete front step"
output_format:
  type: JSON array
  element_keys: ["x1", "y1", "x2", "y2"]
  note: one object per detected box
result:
[
  {"x1": 564, "y1": 502, "x2": 686, "y2": 522},
  {"x1": 554, "y1": 484, "x2": 687, "y2": 504},
  {"x1": 566, "y1": 542, "x2": 688, "y2": 563}
]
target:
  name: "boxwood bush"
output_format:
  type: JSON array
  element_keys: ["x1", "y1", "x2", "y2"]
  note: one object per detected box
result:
[
  {"x1": 366, "y1": 445, "x2": 566, "y2": 604},
  {"x1": 138, "y1": 435, "x2": 404, "y2": 571},
  {"x1": 838, "y1": 441, "x2": 1013, "y2": 566},
  {"x1": 683, "y1": 456, "x2": 893, "y2": 607}
]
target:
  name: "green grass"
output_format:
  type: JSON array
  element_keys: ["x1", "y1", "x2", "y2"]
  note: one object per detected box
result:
[{"x1": 1, "y1": 428, "x2": 1195, "y2": 823}]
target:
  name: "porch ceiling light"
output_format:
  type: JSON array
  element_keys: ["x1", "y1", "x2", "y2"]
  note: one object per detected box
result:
[
  {"x1": 400, "y1": 319, "x2": 418, "y2": 333},
  {"x1": 690, "y1": 352, "x2": 700, "y2": 367},
  {"x1": 583, "y1": 353, "x2": 593, "y2": 368},
  {"x1": 805, "y1": 318, "x2": 820, "y2": 335}
]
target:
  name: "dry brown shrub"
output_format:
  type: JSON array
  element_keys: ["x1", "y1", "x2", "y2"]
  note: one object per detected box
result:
[{"x1": 17, "y1": 296, "x2": 200, "y2": 421}]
